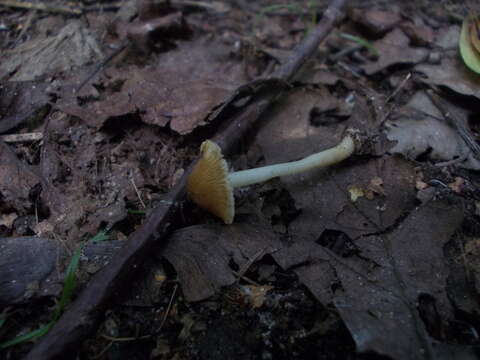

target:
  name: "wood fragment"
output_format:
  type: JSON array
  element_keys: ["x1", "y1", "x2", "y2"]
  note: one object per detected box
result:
[
  {"x1": 0, "y1": 132, "x2": 43, "y2": 143},
  {"x1": 24, "y1": 0, "x2": 347, "y2": 358}
]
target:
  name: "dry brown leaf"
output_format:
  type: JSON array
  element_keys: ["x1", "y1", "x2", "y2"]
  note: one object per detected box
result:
[
  {"x1": 385, "y1": 92, "x2": 480, "y2": 170},
  {"x1": 362, "y1": 28, "x2": 428, "y2": 75},
  {"x1": 57, "y1": 38, "x2": 245, "y2": 134}
]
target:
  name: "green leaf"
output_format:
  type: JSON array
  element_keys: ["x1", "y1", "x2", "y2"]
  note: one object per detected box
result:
[
  {"x1": 54, "y1": 245, "x2": 82, "y2": 320},
  {"x1": 127, "y1": 209, "x2": 146, "y2": 215},
  {"x1": 459, "y1": 16, "x2": 480, "y2": 74}
]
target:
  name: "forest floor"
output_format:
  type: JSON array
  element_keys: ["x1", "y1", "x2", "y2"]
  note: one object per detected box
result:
[{"x1": 1, "y1": 0, "x2": 480, "y2": 359}]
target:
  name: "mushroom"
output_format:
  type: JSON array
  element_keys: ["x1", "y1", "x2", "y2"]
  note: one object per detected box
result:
[{"x1": 187, "y1": 131, "x2": 358, "y2": 224}]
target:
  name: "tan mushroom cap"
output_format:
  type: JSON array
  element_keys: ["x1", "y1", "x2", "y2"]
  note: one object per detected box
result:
[{"x1": 186, "y1": 140, "x2": 235, "y2": 224}]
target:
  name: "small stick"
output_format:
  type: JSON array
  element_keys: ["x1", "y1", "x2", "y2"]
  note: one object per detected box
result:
[
  {"x1": 0, "y1": 0, "x2": 82, "y2": 15},
  {"x1": 379, "y1": 72, "x2": 411, "y2": 126},
  {"x1": 130, "y1": 176, "x2": 146, "y2": 209},
  {"x1": 156, "y1": 283, "x2": 178, "y2": 334},
  {"x1": 386, "y1": 72, "x2": 411, "y2": 103}
]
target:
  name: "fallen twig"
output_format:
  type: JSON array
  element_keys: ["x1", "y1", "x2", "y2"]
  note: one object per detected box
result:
[
  {"x1": 0, "y1": 0, "x2": 82, "y2": 15},
  {"x1": 25, "y1": 0, "x2": 347, "y2": 358},
  {"x1": 0, "y1": 132, "x2": 42, "y2": 143},
  {"x1": 0, "y1": 0, "x2": 123, "y2": 14}
]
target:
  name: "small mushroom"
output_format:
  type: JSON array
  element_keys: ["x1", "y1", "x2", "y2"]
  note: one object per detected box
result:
[{"x1": 187, "y1": 131, "x2": 358, "y2": 224}]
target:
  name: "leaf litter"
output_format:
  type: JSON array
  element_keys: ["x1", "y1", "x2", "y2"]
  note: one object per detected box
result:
[
  {"x1": 385, "y1": 91, "x2": 480, "y2": 170},
  {"x1": 57, "y1": 37, "x2": 247, "y2": 134},
  {"x1": 0, "y1": 20, "x2": 103, "y2": 82},
  {"x1": 1, "y1": 1, "x2": 480, "y2": 359}
]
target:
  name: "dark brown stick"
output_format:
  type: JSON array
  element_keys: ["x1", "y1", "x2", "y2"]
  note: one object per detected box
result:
[{"x1": 25, "y1": 0, "x2": 347, "y2": 358}]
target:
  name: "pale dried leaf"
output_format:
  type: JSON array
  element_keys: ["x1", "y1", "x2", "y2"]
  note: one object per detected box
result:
[{"x1": 1, "y1": 20, "x2": 103, "y2": 81}]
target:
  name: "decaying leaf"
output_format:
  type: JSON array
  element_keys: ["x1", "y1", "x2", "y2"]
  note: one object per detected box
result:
[
  {"x1": 418, "y1": 24, "x2": 480, "y2": 99},
  {"x1": 333, "y1": 198, "x2": 464, "y2": 359},
  {"x1": 416, "y1": 58, "x2": 480, "y2": 99},
  {"x1": 0, "y1": 81, "x2": 50, "y2": 134},
  {"x1": 272, "y1": 198, "x2": 465, "y2": 359},
  {"x1": 362, "y1": 28, "x2": 428, "y2": 75},
  {"x1": 163, "y1": 224, "x2": 283, "y2": 302},
  {"x1": 0, "y1": 20, "x2": 103, "y2": 81},
  {"x1": 385, "y1": 91, "x2": 480, "y2": 170},
  {"x1": 57, "y1": 38, "x2": 245, "y2": 134},
  {"x1": 0, "y1": 142, "x2": 40, "y2": 213},
  {"x1": 348, "y1": 8, "x2": 401, "y2": 37}
]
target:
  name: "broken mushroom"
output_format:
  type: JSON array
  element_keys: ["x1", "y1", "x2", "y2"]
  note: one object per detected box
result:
[{"x1": 187, "y1": 130, "x2": 359, "y2": 224}]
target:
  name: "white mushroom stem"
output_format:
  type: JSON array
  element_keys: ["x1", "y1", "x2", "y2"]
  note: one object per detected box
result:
[{"x1": 228, "y1": 134, "x2": 355, "y2": 188}]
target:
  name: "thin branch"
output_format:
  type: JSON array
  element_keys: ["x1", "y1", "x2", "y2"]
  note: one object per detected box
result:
[{"x1": 0, "y1": 0, "x2": 82, "y2": 15}]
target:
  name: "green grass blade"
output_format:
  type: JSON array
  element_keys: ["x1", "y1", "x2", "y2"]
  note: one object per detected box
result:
[
  {"x1": 54, "y1": 245, "x2": 82, "y2": 319},
  {"x1": 0, "y1": 322, "x2": 53, "y2": 349},
  {"x1": 0, "y1": 244, "x2": 83, "y2": 347},
  {"x1": 89, "y1": 230, "x2": 110, "y2": 243},
  {"x1": 127, "y1": 209, "x2": 146, "y2": 215},
  {"x1": 338, "y1": 32, "x2": 379, "y2": 56},
  {"x1": 0, "y1": 228, "x2": 114, "y2": 348}
]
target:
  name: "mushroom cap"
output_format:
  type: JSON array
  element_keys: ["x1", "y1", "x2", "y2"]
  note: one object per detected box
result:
[{"x1": 186, "y1": 140, "x2": 234, "y2": 224}]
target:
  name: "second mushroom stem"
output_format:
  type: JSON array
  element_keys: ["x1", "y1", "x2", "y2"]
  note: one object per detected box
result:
[{"x1": 228, "y1": 134, "x2": 355, "y2": 188}]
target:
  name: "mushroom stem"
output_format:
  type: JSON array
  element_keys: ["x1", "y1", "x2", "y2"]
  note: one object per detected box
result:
[{"x1": 228, "y1": 134, "x2": 355, "y2": 188}]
